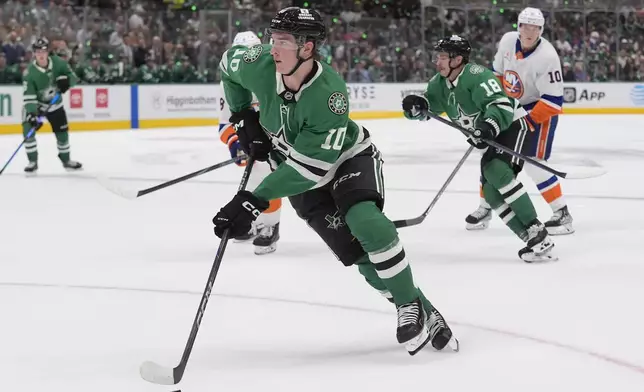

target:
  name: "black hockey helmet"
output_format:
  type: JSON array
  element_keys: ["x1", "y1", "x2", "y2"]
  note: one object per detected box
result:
[
  {"x1": 33, "y1": 37, "x2": 50, "y2": 52},
  {"x1": 268, "y1": 7, "x2": 326, "y2": 47},
  {"x1": 434, "y1": 35, "x2": 471, "y2": 64}
]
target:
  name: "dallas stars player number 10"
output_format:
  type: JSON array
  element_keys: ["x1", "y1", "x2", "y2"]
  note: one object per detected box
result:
[
  {"x1": 213, "y1": 6, "x2": 458, "y2": 355},
  {"x1": 22, "y1": 37, "x2": 82, "y2": 174}
]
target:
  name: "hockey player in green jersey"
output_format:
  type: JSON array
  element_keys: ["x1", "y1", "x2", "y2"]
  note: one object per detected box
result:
[
  {"x1": 213, "y1": 7, "x2": 458, "y2": 355},
  {"x1": 22, "y1": 37, "x2": 82, "y2": 173},
  {"x1": 402, "y1": 35, "x2": 557, "y2": 262}
]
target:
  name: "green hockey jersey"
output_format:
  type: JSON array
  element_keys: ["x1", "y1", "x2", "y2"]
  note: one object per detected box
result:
[
  {"x1": 23, "y1": 55, "x2": 78, "y2": 114},
  {"x1": 219, "y1": 44, "x2": 371, "y2": 201},
  {"x1": 424, "y1": 63, "x2": 526, "y2": 133}
]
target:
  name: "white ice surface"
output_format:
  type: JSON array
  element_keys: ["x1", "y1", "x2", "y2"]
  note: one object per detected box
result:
[{"x1": 0, "y1": 116, "x2": 643, "y2": 391}]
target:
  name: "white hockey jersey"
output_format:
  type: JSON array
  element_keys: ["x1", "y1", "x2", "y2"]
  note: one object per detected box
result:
[
  {"x1": 492, "y1": 31, "x2": 563, "y2": 125},
  {"x1": 218, "y1": 81, "x2": 259, "y2": 144}
]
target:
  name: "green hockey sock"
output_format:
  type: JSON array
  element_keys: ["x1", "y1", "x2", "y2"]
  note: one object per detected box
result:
[
  {"x1": 483, "y1": 159, "x2": 537, "y2": 226},
  {"x1": 345, "y1": 201, "x2": 419, "y2": 306},
  {"x1": 55, "y1": 131, "x2": 70, "y2": 162},
  {"x1": 483, "y1": 182, "x2": 528, "y2": 238},
  {"x1": 22, "y1": 124, "x2": 38, "y2": 162},
  {"x1": 357, "y1": 258, "x2": 435, "y2": 313}
]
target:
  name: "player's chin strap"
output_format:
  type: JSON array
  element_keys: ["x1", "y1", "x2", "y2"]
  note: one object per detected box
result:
[
  {"x1": 446, "y1": 58, "x2": 466, "y2": 82},
  {"x1": 283, "y1": 50, "x2": 314, "y2": 76}
]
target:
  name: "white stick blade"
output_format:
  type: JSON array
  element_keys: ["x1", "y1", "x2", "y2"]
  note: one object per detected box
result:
[
  {"x1": 140, "y1": 360, "x2": 176, "y2": 385},
  {"x1": 95, "y1": 174, "x2": 138, "y2": 200}
]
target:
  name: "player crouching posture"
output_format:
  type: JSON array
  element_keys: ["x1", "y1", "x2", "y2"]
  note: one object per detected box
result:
[
  {"x1": 22, "y1": 37, "x2": 82, "y2": 174},
  {"x1": 465, "y1": 7, "x2": 574, "y2": 235},
  {"x1": 219, "y1": 31, "x2": 281, "y2": 255},
  {"x1": 402, "y1": 35, "x2": 557, "y2": 262},
  {"x1": 214, "y1": 7, "x2": 458, "y2": 354}
]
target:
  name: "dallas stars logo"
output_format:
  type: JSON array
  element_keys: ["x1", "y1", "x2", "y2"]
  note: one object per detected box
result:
[
  {"x1": 328, "y1": 92, "x2": 348, "y2": 115},
  {"x1": 454, "y1": 103, "x2": 480, "y2": 130},
  {"x1": 325, "y1": 210, "x2": 345, "y2": 230},
  {"x1": 243, "y1": 45, "x2": 263, "y2": 63}
]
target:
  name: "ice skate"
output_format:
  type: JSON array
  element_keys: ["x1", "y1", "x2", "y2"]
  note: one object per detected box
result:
[
  {"x1": 427, "y1": 306, "x2": 459, "y2": 352},
  {"x1": 396, "y1": 298, "x2": 431, "y2": 355},
  {"x1": 465, "y1": 205, "x2": 492, "y2": 230},
  {"x1": 24, "y1": 161, "x2": 38, "y2": 175},
  {"x1": 544, "y1": 206, "x2": 575, "y2": 235},
  {"x1": 519, "y1": 221, "x2": 558, "y2": 262},
  {"x1": 234, "y1": 223, "x2": 258, "y2": 243},
  {"x1": 253, "y1": 223, "x2": 279, "y2": 255},
  {"x1": 62, "y1": 160, "x2": 83, "y2": 171}
]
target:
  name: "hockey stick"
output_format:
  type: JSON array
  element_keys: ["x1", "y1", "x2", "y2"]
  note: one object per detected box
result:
[
  {"x1": 96, "y1": 155, "x2": 247, "y2": 199},
  {"x1": 140, "y1": 157, "x2": 255, "y2": 386},
  {"x1": 0, "y1": 93, "x2": 61, "y2": 175},
  {"x1": 426, "y1": 112, "x2": 605, "y2": 180},
  {"x1": 394, "y1": 145, "x2": 474, "y2": 229}
]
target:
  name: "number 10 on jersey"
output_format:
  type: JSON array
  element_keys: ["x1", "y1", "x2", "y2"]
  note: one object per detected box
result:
[{"x1": 321, "y1": 127, "x2": 347, "y2": 150}]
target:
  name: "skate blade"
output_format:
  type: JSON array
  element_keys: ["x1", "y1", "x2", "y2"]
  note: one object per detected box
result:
[
  {"x1": 24, "y1": 171, "x2": 38, "y2": 177},
  {"x1": 254, "y1": 243, "x2": 277, "y2": 255},
  {"x1": 446, "y1": 336, "x2": 460, "y2": 352},
  {"x1": 546, "y1": 225, "x2": 575, "y2": 236},
  {"x1": 466, "y1": 221, "x2": 490, "y2": 231},
  {"x1": 406, "y1": 325, "x2": 431, "y2": 356},
  {"x1": 64, "y1": 167, "x2": 83, "y2": 172},
  {"x1": 521, "y1": 250, "x2": 559, "y2": 263}
]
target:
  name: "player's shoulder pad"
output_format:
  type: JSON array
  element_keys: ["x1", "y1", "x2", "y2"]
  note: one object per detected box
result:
[
  {"x1": 220, "y1": 43, "x2": 272, "y2": 75},
  {"x1": 301, "y1": 62, "x2": 349, "y2": 118},
  {"x1": 536, "y1": 36, "x2": 561, "y2": 60},
  {"x1": 467, "y1": 63, "x2": 494, "y2": 78}
]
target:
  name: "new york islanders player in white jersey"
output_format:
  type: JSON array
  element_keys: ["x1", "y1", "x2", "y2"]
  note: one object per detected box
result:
[
  {"x1": 465, "y1": 7, "x2": 574, "y2": 236},
  {"x1": 219, "y1": 31, "x2": 282, "y2": 255}
]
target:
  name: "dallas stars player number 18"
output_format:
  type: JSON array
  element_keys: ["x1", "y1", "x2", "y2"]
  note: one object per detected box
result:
[
  {"x1": 402, "y1": 35, "x2": 557, "y2": 263},
  {"x1": 22, "y1": 37, "x2": 82, "y2": 174},
  {"x1": 213, "y1": 7, "x2": 458, "y2": 355}
]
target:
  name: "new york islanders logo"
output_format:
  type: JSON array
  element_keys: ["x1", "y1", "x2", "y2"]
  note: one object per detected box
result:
[{"x1": 502, "y1": 70, "x2": 524, "y2": 99}]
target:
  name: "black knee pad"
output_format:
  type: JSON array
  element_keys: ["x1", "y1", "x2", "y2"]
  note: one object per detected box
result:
[{"x1": 289, "y1": 191, "x2": 367, "y2": 267}]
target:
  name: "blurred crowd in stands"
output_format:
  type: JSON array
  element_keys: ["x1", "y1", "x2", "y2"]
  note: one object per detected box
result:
[{"x1": 2, "y1": 0, "x2": 644, "y2": 84}]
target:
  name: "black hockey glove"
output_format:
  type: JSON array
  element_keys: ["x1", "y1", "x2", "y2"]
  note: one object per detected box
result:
[
  {"x1": 229, "y1": 108, "x2": 271, "y2": 162},
  {"x1": 212, "y1": 190, "x2": 269, "y2": 239},
  {"x1": 24, "y1": 112, "x2": 43, "y2": 131},
  {"x1": 402, "y1": 94, "x2": 430, "y2": 121},
  {"x1": 56, "y1": 76, "x2": 70, "y2": 94},
  {"x1": 473, "y1": 119, "x2": 500, "y2": 141}
]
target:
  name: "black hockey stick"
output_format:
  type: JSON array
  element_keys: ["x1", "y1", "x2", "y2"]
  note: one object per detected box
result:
[
  {"x1": 97, "y1": 155, "x2": 247, "y2": 199},
  {"x1": 394, "y1": 145, "x2": 474, "y2": 228},
  {"x1": 425, "y1": 112, "x2": 602, "y2": 179},
  {"x1": 140, "y1": 157, "x2": 255, "y2": 386}
]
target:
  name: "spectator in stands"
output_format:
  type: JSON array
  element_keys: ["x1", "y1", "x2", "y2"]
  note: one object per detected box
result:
[{"x1": 3, "y1": 31, "x2": 25, "y2": 65}]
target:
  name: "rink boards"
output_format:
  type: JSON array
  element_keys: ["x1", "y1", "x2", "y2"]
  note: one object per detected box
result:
[{"x1": 0, "y1": 82, "x2": 642, "y2": 134}]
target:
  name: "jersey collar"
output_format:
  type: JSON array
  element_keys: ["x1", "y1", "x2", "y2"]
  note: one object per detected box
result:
[
  {"x1": 32, "y1": 57, "x2": 53, "y2": 73},
  {"x1": 445, "y1": 65, "x2": 467, "y2": 89},
  {"x1": 275, "y1": 61, "x2": 323, "y2": 102},
  {"x1": 515, "y1": 38, "x2": 541, "y2": 59}
]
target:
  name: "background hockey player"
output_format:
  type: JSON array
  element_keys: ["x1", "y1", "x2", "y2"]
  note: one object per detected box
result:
[
  {"x1": 22, "y1": 37, "x2": 82, "y2": 174},
  {"x1": 214, "y1": 7, "x2": 458, "y2": 355},
  {"x1": 218, "y1": 31, "x2": 282, "y2": 255},
  {"x1": 402, "y1": 35, "x2": 557, "y2": 263},
  {"x1": 465, "y1": 7, "x2": 574, "y2": 235}
]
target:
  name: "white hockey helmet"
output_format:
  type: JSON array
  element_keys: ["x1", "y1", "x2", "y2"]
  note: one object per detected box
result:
[
  {"x1": 517, "y1": 7, "x2": 545, "y2": 32},
  {"x1": 232, "y1": 31, "x2": 261, "y2": 47}
]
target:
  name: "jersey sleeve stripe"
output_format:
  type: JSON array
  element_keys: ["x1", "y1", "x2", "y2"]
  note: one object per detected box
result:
[
  {"x1": 218, "y1": 124, "x2": 235, "y2": 144},
  {"x1": 529, "y1": 101, "x2": 561, "y2": 124},
  {"x1": 219, "y1": 50, "x2": 230, "y2": 76}
]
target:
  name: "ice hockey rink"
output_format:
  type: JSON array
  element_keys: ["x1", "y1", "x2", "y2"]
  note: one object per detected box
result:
[{"x1": 0, "y1": 115, "x2": 643, "y2": 392}]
